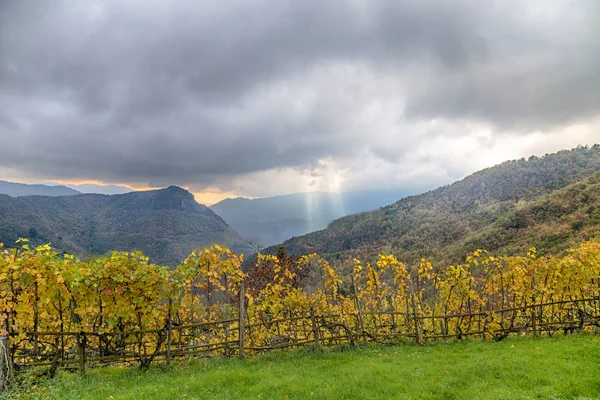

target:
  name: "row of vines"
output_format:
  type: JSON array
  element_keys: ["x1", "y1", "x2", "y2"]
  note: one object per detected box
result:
[{"x1": 1, "y1": 239, "x2": 599, "y2": 372}]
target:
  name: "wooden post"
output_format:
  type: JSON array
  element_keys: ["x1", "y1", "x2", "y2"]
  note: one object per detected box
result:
[
  {"x1": 57, "y1": 292, "x2": 65, "y2": 361},
  {"x1": 310, "y1": 308, "x2": 320, "y2": 348},
  {"x1": 485, "y1": 299, "x2": 492, "y2": 342},
  {"x1": 479, "y1": 306, "x2": 485, "y2": 342},
  {"x1": 390, "y1": 296, "x2": 397, "y2": 333},
  {"x1": 33, "y1": 282, "x2": 39, "y2": 362},
  {"x1": 0, "y1": 334, "x2": 12, "y2": 392},
  {"x1": 238, "y1": 280, "x2": 245, "y2": 359},
  {"x1": 224, "y1": 274, "x2": 229, "y2": 357},
  {"x1": 531, "y1": 304, "x2": 537, "y2": 336},
  {"x1": 77, "y1": 332, "x2": 86, "y2": 375},
  {"x1": 531, "y1": 279, "x2": 537, "y2": 336},
  {"x1": 166, "y1": 298, "x2": 172, "y2": 366},
  {"x1": 353, "y1": 280, "x2": 365, "y2": 339},
  {"x1": 409, "y1": 280, "x2": 420, "y2": 344}
]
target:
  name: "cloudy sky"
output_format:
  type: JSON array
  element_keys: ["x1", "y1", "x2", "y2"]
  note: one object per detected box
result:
[{"x1": 1, "y1": 0, "x2": 599, "y2": 204}]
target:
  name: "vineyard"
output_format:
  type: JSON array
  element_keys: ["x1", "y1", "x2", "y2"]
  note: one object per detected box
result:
[{"x1": 0, "y1": 239, "x2": 599, "y2": 382}]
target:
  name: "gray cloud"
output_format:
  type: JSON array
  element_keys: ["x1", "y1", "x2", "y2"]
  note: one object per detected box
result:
[{"x1": 0, "y1": 0, "x2": 599, "y2": 194}]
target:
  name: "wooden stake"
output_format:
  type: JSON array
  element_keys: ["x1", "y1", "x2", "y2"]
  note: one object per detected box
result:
[
  {"x1": 166, "y1": 298, "x2": 172, "y2": 366},
  {"x1": 409, "y1": 280, "x2": 420, "y2": 344},
  {"x1": 0, "y1": 334, "x2": 12, "y2": 392},
  {"x1": 353, "y1": 280, "x2": 365, "y2": 339},
  {"x1": 239, "y1": 280, "x2": 246, "y2": 359},
  {"x1": 310, "y1": 309, "x2": 320, "y2": 348},
  {"x1": 77, "y1": 332, "x2": 86, "y2": 375}
]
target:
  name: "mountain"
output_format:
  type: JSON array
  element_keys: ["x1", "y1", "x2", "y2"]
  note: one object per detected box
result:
[
  {"x1": 0, "y1": 180, "x2": 81, "y2": 197},
  {"x1": 267, "y1": 145, "x2": 600, "y2": 268},
  {"x1": 0, "y1": 186, "x2": 258, "y2": 266},
  {"x1": 0, "y1": 180, "x2": 133, "y2": 196},
  {"x1": 66, "y1": 183, "x2": 133, "y2": 195},
  {"x1": 211, "y1": 189, "x2": 421, "y2": 247}
]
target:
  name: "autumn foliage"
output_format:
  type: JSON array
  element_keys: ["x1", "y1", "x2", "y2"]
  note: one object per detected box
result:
[{"x1": 1, "y1": 239, "x2": 599, "y2": 370}]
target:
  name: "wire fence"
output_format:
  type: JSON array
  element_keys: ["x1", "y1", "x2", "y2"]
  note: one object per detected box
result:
[{"x1": 8, "y1": 290, "x2": 600, "y2": 376}]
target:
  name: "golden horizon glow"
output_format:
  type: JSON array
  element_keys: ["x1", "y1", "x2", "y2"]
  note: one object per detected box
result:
[
  {"x1": 191, "y1": 191, "x2": 243, "y2": 206},
  {"x1": 48, "y1": 179, "x2": 156, "y2": 191},
  {"x1": 1, "y1": 177, "x2": 244, "y2": 206}
]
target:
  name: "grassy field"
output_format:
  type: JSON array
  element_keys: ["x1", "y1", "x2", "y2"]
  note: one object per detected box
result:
[{"x1": 5, "y1": 334, "x2": 600, "y2": 400}]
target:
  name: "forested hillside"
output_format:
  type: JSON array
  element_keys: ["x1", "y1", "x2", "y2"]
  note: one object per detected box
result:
[
  {"x1": 270, "y1": 145, "x2": 600, "y2": 268},
  {"x1": 0, "y1": 186, "x2": 257, "y2": 265}
]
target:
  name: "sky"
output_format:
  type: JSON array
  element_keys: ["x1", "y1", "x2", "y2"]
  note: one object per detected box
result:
[{"x1": 0, "y1": 0, "x2": 599, "y2": 204}]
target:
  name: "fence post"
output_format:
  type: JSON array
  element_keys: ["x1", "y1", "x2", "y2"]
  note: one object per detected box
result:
[
  {"x1": 409, "y1": 280, "x2": 420, "y2": 345},
  {"x1": 0, "y1": 333, "x2": 12, "y2": 393},
  {"x1": 531, "y1": 279, "x2": 537, "y2": 336},
  {"x1": 531, "y1": 304, "x2": 537, "y2": 336},
  {"x1": 479, "y1": 306, "x2": 485, "y2": 342},
  {"x1": 166, "y1": 298, "x2": 172, "y2": 366},
  {"x1": 77, "y1": 332, "x2": 86, "y2": 375},
  {"x1": 239, "y1": 280, "x2": 245, "y2": 359},
  {"x1": 353, "y1": 280, "x2": 365, "y2": 340},
  {"x1": 224, "y1": 273, "x2": 229, "y2": 357},
  {"x1": 33, "y1": 281, "x2": 39, "y2": 362},
  {"x1": 310, "y1": 308, "x2": 320, "y2": 348}
]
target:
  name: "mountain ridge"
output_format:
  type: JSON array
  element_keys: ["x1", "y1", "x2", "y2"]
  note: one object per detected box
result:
[
  {"x1": 0, "y1": 180, "x2": 81, "y2": 197},
  {"x1": 66, "y1": 183, "x2": 133, "y2": 195},
  {"x1": 0, "y1": 186, "x2": 258, "y2": 266},
  {"x1": 265, "y1": 145, "x2": 600, "y2": 267}
]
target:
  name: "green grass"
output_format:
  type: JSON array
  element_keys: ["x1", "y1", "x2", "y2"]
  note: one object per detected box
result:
[{"x1": 5, "y1": 334, "x2": 600, "y2": 400}]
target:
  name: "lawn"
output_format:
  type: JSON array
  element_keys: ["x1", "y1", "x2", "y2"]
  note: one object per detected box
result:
[{"x1": 5, "y1": 334, "x2": 600, "y2": 399}]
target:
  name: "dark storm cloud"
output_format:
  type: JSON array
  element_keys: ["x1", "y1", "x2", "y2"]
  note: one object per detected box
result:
[{"x1": 0, "y1": 0, "x2": 598, "y2": 189}]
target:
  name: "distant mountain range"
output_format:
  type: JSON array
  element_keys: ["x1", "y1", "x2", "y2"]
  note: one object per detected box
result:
[
  {"x1": 0, "y1": 186, "x2": 258, "y2": 266},
  {"x1": 0, "y1": 180, "x2": 80, "y2": 197},
  {"x1": 265, "y1": 145, "x2": 600, "y2": 270},
  {"x1": 65, "y1": 183, "x2": 133, "y2": 195},
  {"x1": 211, "y1": 189, "x2": 421, "y2": 247},
  {"x1": 0, "y1": 180, "x2": 134, "y2": 197}
]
